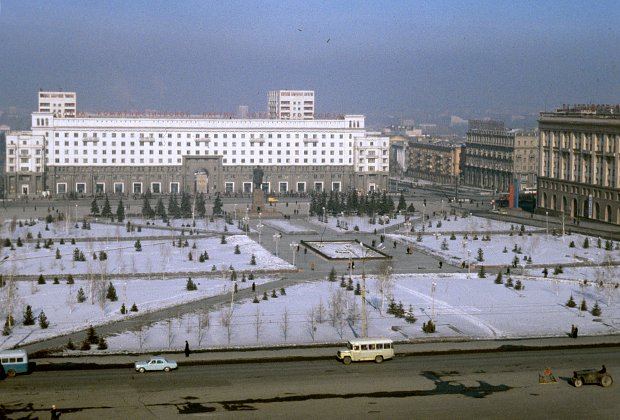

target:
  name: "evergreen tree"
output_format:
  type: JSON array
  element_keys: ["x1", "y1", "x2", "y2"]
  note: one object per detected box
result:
[
  {"x1": 141, "y1": 196, "x2": 155, "y2": 218},
  {"x1": 130, "y1": 303, "x2": 139, "y2": 312},
  {"x1": 262, "y1": 291, "x2": 269, "y2": 300},
  {"x1": 221, "y1": 234, "x2": 227, "y2": 244},
  {"x1": 168, "y1": 194, "x2": 180, "y2": 218},
  {"x1": 97, "y1": 336, "x2": 108, "y2": 350},
  {"x1": 234, "y1": 244, "x2": 241, "y2": 254},
  {"x1": 38, "y1": 274, "x2": 46, "y2": 284},
  {"x1": 77, "y1": 287, "x2": 86, "y2": 303},
  {"x1": 180, "y1": 192, "x2": 192, "y2": 218},
  {"x1": 422, "y1": 320, "x2": 436, "y2": 333},
  {"x1": 155, "y1": 197, "x2": 167, "y2": 220},
  {"x1": 66, "y1": 339, "x2": 75, "y2": 350},
  {"x1": 494, "y1": 272, "x2": 503, "y2": 284},
  {"x1": 250, "y1": 254, "x2": 256, "y2": 265},
  {"x1": 55, "y1": 248, "x2": 62, "y2": 259},
  {"x1": 397, "y1": 193, "x2": 407, "y2": 211},
  {"x1": 87, "y1": 325, "x2": 99, "y2": 344},
  {"x1": 212, "y1": 193, "x2": 223, "y2": 215},
  {"x1": 477, "y1": 247, "x2": 484, "y2": 262},
  {"x1": 90, "y1": 198, "x2": 100, "y2": 216},
  {"x1": 38, "y1": 311, "x2": 49, "y2": 329},
  {"x1": 186, "y1": 277, "x2": 197, "y2": 291},
  {"x1": 134, "y1": 239, "x2": 142, "y2": 251},
  {"x1": 116, "y1": 199, "x2": 125, "y2": 223},
  {"x1": 196, "y1": 193, "x2": 206, "y2": 218},
  {"x1": 566, "y1": 294, "x2": 577, "y2": 308},
  {"x1": 23, "y1": 305, "x2": 35, "y2": 326},
  {"x1": 407, "y1": 203, "x2": 415, "y2": 214},
  {"x1": 80, "y1": 339, "x2": 92, "y2": 351},
  {"x1": 478, "y1": 265, "x2": 486, "y2": 278},
  {"x1": 354, "y1": 282, "x2": 361, "y2": 295},
  {"x1": 106, "y1": 283, "x2": 118, "y2": 301},
  {"x1": 328, "y1": 267, "x2": 337, "y2": 282},
  {"x1": 591, "y1": 302, "x2": 602, "y2": 316},
  {"x1": 579, "y1": 298, "x2": 588, "y2": 312},
  {"x1": 583, "y1": 237, "x2": 590, "y2": 248},
  {"x1": 101, "y1": 195, "x2": 112, "y2": 217},
  {"x1": 67, "y1": 274, "x2": 74, "y2": 284},
  {"x1": 120, "y1": 303, "x2": 127, "y2": 314}
]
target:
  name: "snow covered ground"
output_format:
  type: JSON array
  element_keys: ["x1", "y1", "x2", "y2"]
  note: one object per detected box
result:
[{"x1": 1, "y1": 214, "x2": 619, "y2": 353}]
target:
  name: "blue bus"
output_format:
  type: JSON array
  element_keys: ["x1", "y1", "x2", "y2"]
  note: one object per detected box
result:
[{"x1": 0, "y1": 349, "x2": 29, "y2": 377}]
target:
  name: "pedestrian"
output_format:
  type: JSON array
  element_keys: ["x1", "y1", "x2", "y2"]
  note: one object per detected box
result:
[
  {"x1": 393, "y1": 241, "x2": 397, "y2": 248},
  {"x1": 439, "y1": 261, "x2": 443, "y2": 269},
  {"x1": 252, "y1": 282, "x2": 256, "y2": 292},
  {"x1": 570, "y1": 324, "x2": 575, "y2": 338},
  {"x1": 573, "y1": 326, "x2": 578, "y2": 339},
  {"x1": 50, "y1": 404, "x2": 61, "y2": 419},
  {"x1": 184, "y1": 340, "x2": 190, "y2": 357}
]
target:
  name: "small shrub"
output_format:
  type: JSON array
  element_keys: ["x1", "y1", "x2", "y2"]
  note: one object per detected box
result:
[
  {"x1": 422, "y1": 320, "x2": 436, "y2": 333},
  {"x1": 38, "y1": 311, "x2": 49, "y2": 329}
]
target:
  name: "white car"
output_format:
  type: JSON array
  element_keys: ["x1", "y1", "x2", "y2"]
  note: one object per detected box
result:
[{"x1": 134, "y1": 357, "x2": 177, "y2": 373}]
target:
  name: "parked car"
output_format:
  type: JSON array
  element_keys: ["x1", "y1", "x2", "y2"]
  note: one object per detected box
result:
[
  {"x1": 571, "y1": 366, "x2": 613, "y2": 388},
  {"x1": 134, "y1": 357, "x2": 177, "y2": 373}
]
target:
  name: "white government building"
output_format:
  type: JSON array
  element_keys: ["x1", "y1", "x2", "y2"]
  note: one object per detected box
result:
[{"x1": 5, "y1": 90, "x2": 389, "y2": 198}]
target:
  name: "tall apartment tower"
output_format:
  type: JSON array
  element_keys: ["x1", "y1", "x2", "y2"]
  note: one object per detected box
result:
[
  {"x1": 268, "y1": 90, "x2": 314, "y2": 120},
  {"x1": 538, "y1": 104, "x2": 620, "y2": 224},
  {"x1": 38, "y1": 90, "x2": 77, "y2": 117}
]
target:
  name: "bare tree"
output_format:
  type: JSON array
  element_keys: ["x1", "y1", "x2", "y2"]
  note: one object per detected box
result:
[
  {"x1": 328, "y1": 288, "x2": 346, "y2": 328},
  {"x1": 306, "y1": 306, "x2": 317, "y2": 341},
  {"x1": 254, "y1": 306, "x2": 262, "y2": 343},
  {"x1": 66, "y1": 283, "x2": 76, "y2": 314},
  {"x1": 316, "y1": 299, "x2": 326, "y2": 324},
  {"x1": 375, "y1": 261, "x2": 394, "y2": 314},
  {"x1": 135, "y1": 326, "x2": 148, "y2": 351},
  {"x1": 220, "y1": 308, "x2": 234, "y2": 345},
  {"x1": 347, "y1": 298, "x2": 360, "y2": 324},
  {"x1": 280, "y1": 307, "x2": 290, "y2": 342},
  {"x1": 167, "y1": 319, "x2": 175, "y2": 349},
  {"x1": 197, "y1": 310, "x2": 210, "y2": 347}
]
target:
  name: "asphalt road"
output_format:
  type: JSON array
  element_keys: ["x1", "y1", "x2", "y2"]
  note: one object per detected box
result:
[{"x1": 2, "y1": 347, "x2": 618, "y2": 419}]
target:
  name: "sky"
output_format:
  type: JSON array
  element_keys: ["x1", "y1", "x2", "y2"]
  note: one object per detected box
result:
[{"x1": 1, "y1": 1, "x2": 620, "y2": 123}]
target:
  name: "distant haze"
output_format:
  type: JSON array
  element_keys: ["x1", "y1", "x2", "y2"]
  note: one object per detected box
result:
[{"x1": 1, "y1": 1, "x2": 619, "y2": 127}]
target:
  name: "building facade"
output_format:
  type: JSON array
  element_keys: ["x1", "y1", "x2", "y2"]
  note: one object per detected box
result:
[
  {"x1": 405, "y1": 139, "x2": 462, "y2": 184},
  {"x1": 5, "y1": 91, "x2": 389, "y2": 198},
  {"x1": 463, "y1": 120, "x2": 538, "y2": 193},
  {"x1": 268, "y1": 90, "x2": 314, "y2": 120},
  {"x1": 38, "y1": 91, "x2": 77, "y2": 117},
  {"x1": 538, "y1": 105, "x2": 620, "y2": 224}
]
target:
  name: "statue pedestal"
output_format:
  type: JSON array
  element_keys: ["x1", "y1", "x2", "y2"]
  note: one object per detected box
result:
[{"x1": 252, "y1": 189, "x2": 265, "y2": 213}]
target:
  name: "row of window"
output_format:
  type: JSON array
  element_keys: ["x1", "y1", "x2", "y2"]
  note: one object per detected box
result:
[
  {"x1": 52, "y1": 131, "x2": 351, "y2": 140},
  {"x1": 51, "y1": 157, "x2": 352, "y2": 165}
]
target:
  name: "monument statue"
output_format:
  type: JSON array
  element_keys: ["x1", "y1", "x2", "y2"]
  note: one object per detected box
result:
[{"x1": 253, "y1": 166, "x2": 264, "y2": 188}]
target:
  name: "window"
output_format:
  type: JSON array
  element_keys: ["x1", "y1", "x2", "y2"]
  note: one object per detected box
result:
[
  {"x1": 76, "y1": 183, "x2": 86, "y2": 194},
  {"x1": 151, "y1": 183, "x2": 161, "y2": 194},
  {"x1": 133, "y1": 182, "x2": 142, "y2": 194},
  {"x1": 56, "y1": 183, "x2": 67, "y2": 194},
  {"x1": 225, "y1": 182, "x2": 234, "y2": 193},
  {"x1": 279, "y1": 182, "x2": 288, "y2": 193},
  {"x1": 170, "y1": 182, "x2": 179, "y2": 194}
]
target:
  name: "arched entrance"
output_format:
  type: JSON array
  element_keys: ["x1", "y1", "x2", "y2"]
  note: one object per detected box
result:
[{"x1": 194, "y1": 169, "x2": 209, "y2": 194}]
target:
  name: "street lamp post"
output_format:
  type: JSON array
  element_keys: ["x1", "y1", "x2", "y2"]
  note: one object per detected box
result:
[
  {"x1": 360, "y1": 242, "x2": 368, "y2": 337},
  {"x1": 242, "y1": 216, "x2": 250, "y2": 236},
  {"x1": 256, "y1": 212, "x2": 263, "y2": 244},
  {"x1": 382, "y1": 215, "x2": 389, "y2": 236},
  {"x1": 467, "y1": 249, "x2": 471, "y2": 278},
  {"x1": 273, "y1": 233, "x2": 281, "y2": 257},
  {"x1": 75, "y1": 204, "x2": 78, "y2": 225},
  {"x1": 322, "y1": 206, "x2": 326, "y2": 223},
  {"x1": 546, "y1": 211, "x2": 549, "y2": 235},
  {"x1": 431, "y1": 281, "x2": 437, "y2": 322},
  {"x1": 289, "y1": 242, "x2": 298, "y2": 266},
  {"x1": 234, "y1": 204, "x2": 237, "y2": 223}
]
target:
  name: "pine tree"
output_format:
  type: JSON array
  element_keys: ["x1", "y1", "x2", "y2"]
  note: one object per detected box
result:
[
  {"x1": 80, "y1": 339, "x2": 91, "y2": 351},
  {"x1": 477, "y1": 247, "x2": 484, "y2": 262},
  {"x1": 106, "y1": 283, "x2": 118, "y2": 301},
  {"x1": 186, "y1": 277, "x2": 197, "y2": 291},
  {"x1": 116, "y1": 199, "x2": 125, "y2": 223},
  {"x1": 38, "y1": 311, "x2": 49, "y2": 329},
  {"x1": 101, "y1": 195, "x2": 112, "y2": 217},
  {"x1": 212, "y1": 193, "x2": 223, "y2": 215},
  {"x1": 180, "y1": 192, "x2": 192, "y2": 218},
  {"x1": 328, "y1": 267, "x2": 337, "y2": 282},
  {"x1": 494, "y1": 272, "x2": 503, "y2": 284},
  {"x1": 134, "y1": 239, "x2": 142, "y2": 251},
  {"x1": 155, "y1": 197, "x2": 167, "y2": 220},
  {"x1": 591, "y1": 302, "x2": 602, "y2": 316},
  {"x1": 196, "y1": 193, "x2": 206, "y2": 218},
  {"x1": 97, "y1": 336, "x2": 108, "y2": 350},
  {"x1": 130, "y1": 303, "x2": 139, "y2": 312},
  {"x1": 478, "y1": 265, "x2": 486, "y2": 278},
  {"x1": 23, "y1": 305, "x2": 35, "y2": 326},
  {"x1": 90, "y1": 198, "x2": 100, "y2": 216},
  {"x1": 262, "y1": 291, "x2": 269, "y2": 300},
  {"x1": 87, "y1": 325, "x2": 99, "y2": 344},
  {"x1": 248, "y1": 272, "x2": 255, "y2": 281},
  {"x1": 234, "y1": 244, "x2": 241, "y2": 254},
  {"x1": 355, "y1": 282, "x2": 361, "y2": 295},
  {"x1": 566, "y1": 294, "x2": 577, "y2": 308},
  {"x1": 120, "y1": 303, "x2": 127, "y2": 314},
  {"x1": 271, "y1": 289, "x2": 278, "y2": 298},
  {"x1": 66, "y1": 338, "x2": 75, "y2": 350},
  {"x1": 55, "y1": 248, "x2": 61, "y2": 259},
  {"x1": 38, "y1": 274, "x2": 46, "y2": 284},
  {"x1": 253, "y1": 295, "x2": 260, "y2": 303},
  {"x1": 250, "y1": 254, "x2": 256, "y2": 265},
  {"x1": 580, "y1": 298, "x2": 588, "y2": 312},
  {"x1": 77, "y1": 287, "x2": 86, "y2": 303},
  {"x1": 67, "y1": 274, "x2": 75, "y2": 284},
  {"x1": 583, "y1": 237, "x2": 590, "y2": 248},
  {"x1": 280, "y1": 287, "x2": 286, "y2": 295},
  {"x1": 422, "y1": 320, "x2": 436, "y2": 333},
  {"x1": 397, "y1": 192, "x2": 407, "y2": 211},
  {"x1": 53, "y1": 277, "x2": 60, "y2": 284},
  {"x1": 141, "y1": 196, "x2": 155, "y2": 219},
  {"x1": 168, "y1": 194, "x2": 180, "y2": 218},
  {"x1": 221, "y1": 234, "x2": 227, "y2": 244}
]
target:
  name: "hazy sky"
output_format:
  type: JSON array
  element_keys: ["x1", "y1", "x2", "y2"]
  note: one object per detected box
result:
[{"x1": 1, "y1": 1, "x2": 620, "y2": 121}]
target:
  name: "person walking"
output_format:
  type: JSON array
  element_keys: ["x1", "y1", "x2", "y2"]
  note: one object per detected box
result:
[
  {"x1": 50, "y1": 404, "x2": 61, "y2": 419},
  {"x1": 184, "y1": 340, "x2": 190, "y2": 357}
]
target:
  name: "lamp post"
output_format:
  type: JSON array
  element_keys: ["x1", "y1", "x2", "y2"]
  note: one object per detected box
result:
[
  {"x1": 431, "y1": 281, "x2": 437, "y2": 322},
  {"x1": 234, "y1": 203, "x2": 237, "y2": 223},
  {"x1": 273, "y1": 233, "x2": 281, "y2": 257},
  {"x1": 242, "y1": 216, "x2": 250, "y2": 236},
  {"x1": 403, "y1": 220, "x2": 411, "y2": 243},
  {"x1": 545, "y1": 211, "x2": 549, "y2": 235},
  {"x1": 256, "y1": 212, "x2": 263, "y2": 244},
  {"x1": 289, "y1": 242, "x2": 298, "y2": 266},
  {"x1": 382, "y1": 215, "x2": 389, "y2": 236},
  {"x1": 322, "y1": 206, "x2": 326, "y2": 223},
  {"x1": 75, "y1": 204, "x2": 78, "y2": 225},
  {"x1": 441, "y1": 199, "x2": 444, "y2": 216},
  {"x1": 467, "y1": 249, "x2": 471, "y2": 278},
  {"x1": 360, "y1": 242, "x2": 369, "y2": 337}
]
